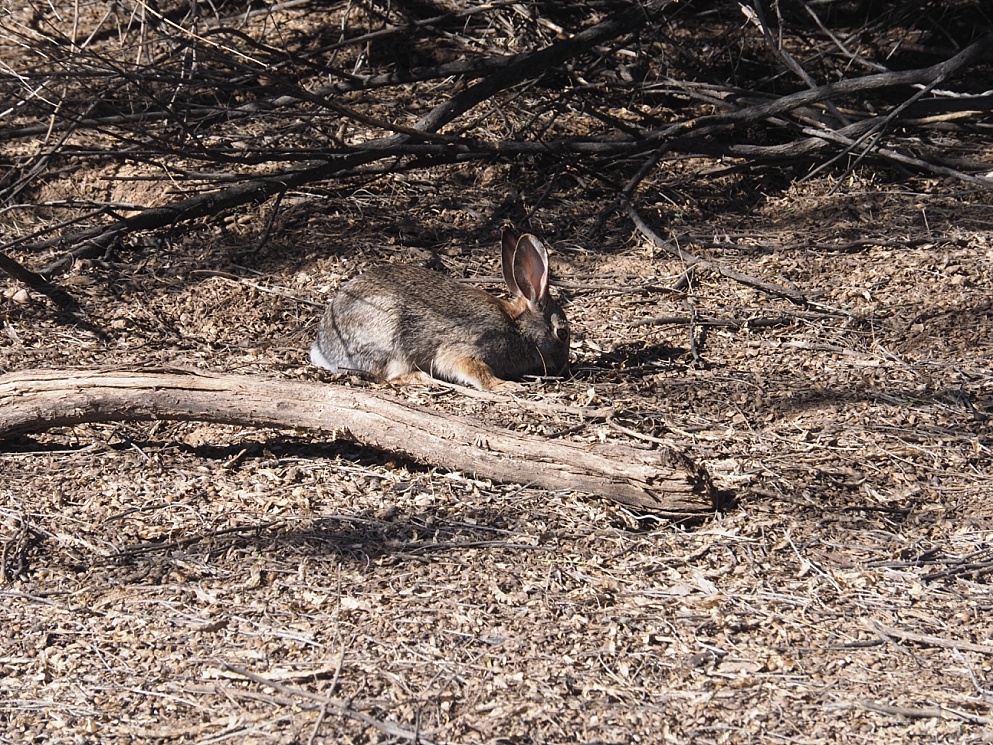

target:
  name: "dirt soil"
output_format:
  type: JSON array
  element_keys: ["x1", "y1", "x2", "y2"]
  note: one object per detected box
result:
[{"x1": 3, "y1": 3, "x2": 993, "y2": 745}]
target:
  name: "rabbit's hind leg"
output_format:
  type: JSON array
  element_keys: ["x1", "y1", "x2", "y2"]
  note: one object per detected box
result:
[{"x1": 433, "y1": 349, "x2": 517, "y2": 391}]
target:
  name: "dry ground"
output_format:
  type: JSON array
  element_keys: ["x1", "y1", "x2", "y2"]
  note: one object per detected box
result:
[
  {"x1": 3, "y1": 167, "x2": 992, "y2": 744},
  {"x1": 3, "y1": 3, "x2": 993, "y2": 745}
]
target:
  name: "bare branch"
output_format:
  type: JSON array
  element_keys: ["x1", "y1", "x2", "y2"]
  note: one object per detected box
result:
[{"x1": 0, "y1": 368, "x2": 717, "y2": 516}]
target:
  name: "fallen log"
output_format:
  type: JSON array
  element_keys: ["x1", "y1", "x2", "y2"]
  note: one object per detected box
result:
[{"x1": 0, "y1": 368, "x2": 715, "y2": 516}]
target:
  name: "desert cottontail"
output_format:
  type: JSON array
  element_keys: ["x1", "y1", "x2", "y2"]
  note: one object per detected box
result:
[{"x1": 310, "y1": 228, "x2": 570, "y2": 390}]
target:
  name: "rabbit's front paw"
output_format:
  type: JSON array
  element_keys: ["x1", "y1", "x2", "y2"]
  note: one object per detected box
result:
[
  {"x1": 388, "y1": 370, "x2": 437, "y2": 388},
  {"x1": 491, "y1": 379, "x2": 524, "y2": 393}
]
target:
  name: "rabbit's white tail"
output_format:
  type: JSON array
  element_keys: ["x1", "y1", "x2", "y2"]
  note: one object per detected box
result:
[{"x1": 309, "y1": 340, "x2": 341, "y2": 371}]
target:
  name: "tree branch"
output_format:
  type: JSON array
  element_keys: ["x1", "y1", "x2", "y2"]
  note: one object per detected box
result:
[
  {"x1": 0, "y1": 368, "x2": 716, "y2": 517},
  {"x1": 623, "y1": 202, "x2": 810, "y2": 306}
]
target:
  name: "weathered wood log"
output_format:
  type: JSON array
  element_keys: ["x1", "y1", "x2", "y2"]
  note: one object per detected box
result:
[{"x1": 0, "y1": 368, "x2": 715, "y2": 516}]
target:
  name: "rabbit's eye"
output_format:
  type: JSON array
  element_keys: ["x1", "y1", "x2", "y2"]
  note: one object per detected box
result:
[{"x1": 553, "y1": 325, "x2": 569, "y2": 343}]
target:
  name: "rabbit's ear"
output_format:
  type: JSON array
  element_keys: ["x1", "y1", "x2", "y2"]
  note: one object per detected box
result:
[
  {"x1": 501, "y1": 227, "x2": 522, "y2": 297},
  {"x1": 513, "y1": 234, "x2": 550, "y2": 308}
]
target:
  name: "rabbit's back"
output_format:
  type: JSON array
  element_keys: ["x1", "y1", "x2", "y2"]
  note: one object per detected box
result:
[
  {"x1": 311, "y1": 265, "x2": 521, "y2": 380},
  {"x1": 309, "y1": 266, "x2": 408, "y2": 376}
]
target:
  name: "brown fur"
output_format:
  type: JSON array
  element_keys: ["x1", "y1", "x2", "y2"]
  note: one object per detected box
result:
[{"x1": 311, "y1": 229, "x2": 569, "y2": 390}]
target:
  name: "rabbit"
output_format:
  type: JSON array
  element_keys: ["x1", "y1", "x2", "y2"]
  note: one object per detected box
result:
[{"x1": 310, "y1": 227, "x2": 570, "y2": 390}]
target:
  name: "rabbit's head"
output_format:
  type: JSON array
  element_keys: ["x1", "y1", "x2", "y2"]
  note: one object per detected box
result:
[{"x1": 500, "y1": 228, "x2": 570, "y2": 378}]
